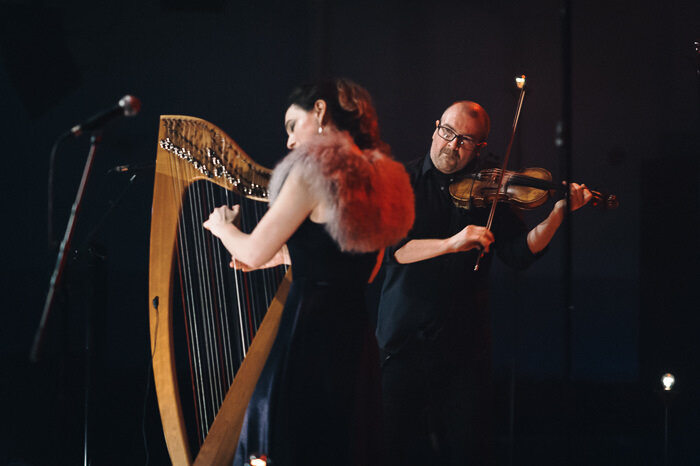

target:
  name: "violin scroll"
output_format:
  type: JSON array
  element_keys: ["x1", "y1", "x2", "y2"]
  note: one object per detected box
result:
[{"x1": 589, "y1": 191, "x2": 619, "y2": 210}]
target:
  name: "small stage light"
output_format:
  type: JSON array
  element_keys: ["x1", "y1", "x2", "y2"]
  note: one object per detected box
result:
[
  {"x1": 661, "y1": 373, "x2": 675, "y2": 391},
  {"x1": 247, "y1": 454, "x2": 269, "y2": 466}
]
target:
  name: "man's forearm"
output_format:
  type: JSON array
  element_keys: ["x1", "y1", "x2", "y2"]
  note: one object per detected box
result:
[
  {"x1": 527, "y1": 204, "x2": 565, "y2": 254},
  {"x1": 394, "y1": 238, "x2": 453, "y2": 264}
]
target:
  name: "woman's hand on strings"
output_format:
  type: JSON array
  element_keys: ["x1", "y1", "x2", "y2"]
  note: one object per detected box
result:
[{"x1": 203, "y1": 205, "x2": 241, "y2": 237}]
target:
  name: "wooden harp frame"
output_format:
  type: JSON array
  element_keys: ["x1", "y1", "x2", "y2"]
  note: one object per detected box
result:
[{"x1": 148, "y1": 115, "x2": 290, "y2": 465}]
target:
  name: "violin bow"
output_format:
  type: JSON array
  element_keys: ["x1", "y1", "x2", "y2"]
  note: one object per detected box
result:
[{"x1": 475, "y1": 75, "x2": 527, "y2": 271}]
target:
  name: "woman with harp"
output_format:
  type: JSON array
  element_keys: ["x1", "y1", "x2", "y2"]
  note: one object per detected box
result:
[{"x1": 203, "y1": 78, "x2": 414, "y2": 466}]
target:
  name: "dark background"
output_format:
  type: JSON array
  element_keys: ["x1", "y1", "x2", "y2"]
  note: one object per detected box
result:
[{"x1": 1, "y1": 0, "x2": 698, "y2": 464}]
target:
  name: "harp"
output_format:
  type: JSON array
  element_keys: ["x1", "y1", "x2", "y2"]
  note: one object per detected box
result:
[{"x1": 149, "y1": 115, "x2": 290, "y2": 465}]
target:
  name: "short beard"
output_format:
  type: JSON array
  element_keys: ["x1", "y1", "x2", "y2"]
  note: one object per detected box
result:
[
  {"x1": 439, "y1": 147, "x2": 459, "y2": 160},
  {"x1": 433, "y1": 147, "x2": 460, "y2": 173}
]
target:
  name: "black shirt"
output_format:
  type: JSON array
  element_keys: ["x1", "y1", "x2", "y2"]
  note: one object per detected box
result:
[{"x1": 376, "y1": 154, "x2": 540, "y2": 356}]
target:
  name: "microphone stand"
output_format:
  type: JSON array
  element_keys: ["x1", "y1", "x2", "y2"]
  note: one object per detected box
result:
[
  {"x1": 32, "y1": 131, "x2": 102, "y2": 361},
  {"x1": 695, "y1": 41, "x2": 699, "y2": 118},
  {"x1": 558, "y1": 0, "x2": 574, "y2": 462},
  {"x1": 31, "y1": 130, "x2": 103, "y2": 466}
]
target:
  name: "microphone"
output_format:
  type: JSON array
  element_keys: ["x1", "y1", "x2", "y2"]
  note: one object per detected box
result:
[{"x1": 69, "y1": 95, "x2": 141, "y2": 137}]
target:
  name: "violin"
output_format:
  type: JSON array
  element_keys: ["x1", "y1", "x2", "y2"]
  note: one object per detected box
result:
[
  {"x1": 449, "y1": 167, "x2": 619, "y2": 211},
  {"x1": 468, "y1": 75, "x2": 617, "y2": 271}
]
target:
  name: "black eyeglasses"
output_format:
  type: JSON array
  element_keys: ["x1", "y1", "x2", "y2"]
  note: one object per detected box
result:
[{"x1": 436, "y1": 123, "x2": 483, "y2": 149}]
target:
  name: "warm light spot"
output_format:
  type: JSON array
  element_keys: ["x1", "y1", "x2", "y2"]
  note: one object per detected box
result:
[
  {"x1": 248, "y1": 454, "x2": 268, "y2": 466},
  {"x1": 661, "y1": 373, "x2": 675, "y2": 391}
]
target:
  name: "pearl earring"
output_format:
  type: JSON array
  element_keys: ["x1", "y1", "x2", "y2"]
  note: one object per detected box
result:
[{"x1": 318, "y1": 126, "x2": 323, "y2": 135}]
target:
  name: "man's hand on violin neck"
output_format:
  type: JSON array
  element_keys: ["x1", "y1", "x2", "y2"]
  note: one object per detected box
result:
[{"x1": 554, "y1": 182, "x2": 593, "y2": 214}]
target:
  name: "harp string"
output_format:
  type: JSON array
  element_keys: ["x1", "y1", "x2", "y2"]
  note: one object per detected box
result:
[
  {"x1": 167, "y1": 151, "x2": 199, "y2": 442},
  {"x1": 193, "y1": 180, "x2": 219, "y2": 430},
  {"x1": 204, "y1": 185, "x2": 222, "y2": 412},
  {"x1": 157, "y1": 116, "x2": 289, "y2": 457},
  {"x1": 172, "y1": 150, "x2": 209, "y2": 443},
  {"x1": 170, "y1": 149, "x2": 279, "y2": 446},
  {"x1": 209, "y1": 184, "x2": 235, "y2": 388}
]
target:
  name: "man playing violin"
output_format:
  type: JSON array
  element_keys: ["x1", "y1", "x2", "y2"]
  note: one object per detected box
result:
[{"x1": 376, "y1": 101, "x2": 591, "y2": 465}]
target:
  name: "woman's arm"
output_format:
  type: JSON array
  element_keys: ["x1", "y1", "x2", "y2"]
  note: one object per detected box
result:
[
  {"x1": 230, "y1": 244, "x2": 291, "y2": 271},
  {"x1": 203, "y1": 170, "x2": 316, "y2": 268}
]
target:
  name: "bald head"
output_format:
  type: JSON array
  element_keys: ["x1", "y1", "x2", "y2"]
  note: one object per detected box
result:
[
  {"x1": 440, "y1": 101, "x2": 490, "y2": 142},
  {"x1": 429, "y1": 101, "x2": 490, "y2": 174}
]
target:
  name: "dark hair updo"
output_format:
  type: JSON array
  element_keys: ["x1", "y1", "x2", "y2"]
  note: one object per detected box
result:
[{"x1": 287, "y1": 78, "x2": 389, "y2": 153}]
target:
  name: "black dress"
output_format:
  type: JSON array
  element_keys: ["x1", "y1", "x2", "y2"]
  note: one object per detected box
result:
[{"x1": 233, "y1": 218, "x2": 383, "y2": 466}]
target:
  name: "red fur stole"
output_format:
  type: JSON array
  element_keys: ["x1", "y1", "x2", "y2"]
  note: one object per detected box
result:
[{"x1": 269, "y1": 135, "x2": 414, "y2": 253}]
